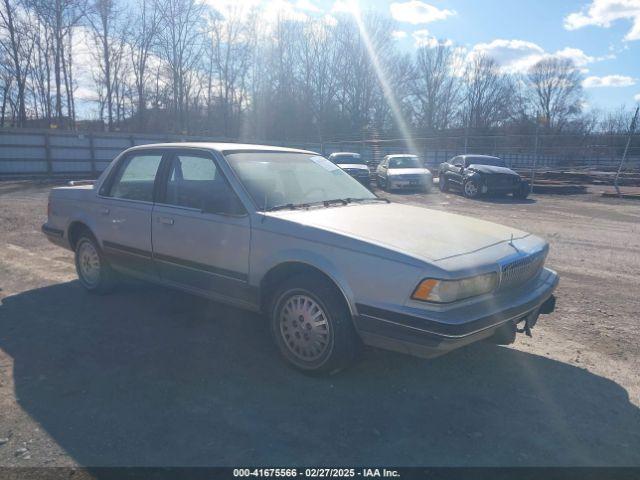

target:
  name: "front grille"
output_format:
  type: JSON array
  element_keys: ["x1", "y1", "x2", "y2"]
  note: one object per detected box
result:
[
  {"x1": 499, "y1": 250, "x2": 547, "y2": 291},
  {"x1": 345, "y1": 169, "x2": 369, "y2": 177},
  {"x1": 486, "y1": 174, "x2": 517, "y2": 188},
  {"x1": 398, "y1": 174, "x2": 421, "y2": 181}
]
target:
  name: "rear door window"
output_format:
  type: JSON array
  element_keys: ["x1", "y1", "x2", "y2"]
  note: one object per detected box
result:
[
  {"x1": 106, "y1": 153, "x2": 162, "y2": 202},
  {"x1": 163, "y1": 153, "x2": 244, "y2": 215}
]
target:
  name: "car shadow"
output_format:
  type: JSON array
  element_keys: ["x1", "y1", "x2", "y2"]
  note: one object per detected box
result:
[
  {"x1": 475, "y1": 195, "x2": 537, "y2": 205},
  {"x1": 1, "y1": 281, "x2": 639, "y2": 467}
]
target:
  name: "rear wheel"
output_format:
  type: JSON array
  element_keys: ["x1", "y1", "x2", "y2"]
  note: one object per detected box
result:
[
  {"x1": 513, "y1": 183, "x2": 530, "y2": 199},
  {"x1": 269, "y1": 274, "x2": 359, "y2": 374},
  {"x1": 74, "y1": 234, "x2": 118, "y2": 294}
]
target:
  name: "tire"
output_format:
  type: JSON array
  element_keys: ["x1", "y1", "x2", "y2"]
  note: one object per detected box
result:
[
  {"x1": 269, "y1": 273, "x2": 359, "y2": 374},
  {"x1": 439, "y1": 175, "x2": 449, "y2": 192},
  {"x1": 513, "y1": 183, "x2": 530, "y2": 199},
  {"x1": 463, "y1": 179, "x2": 480, "y2": 198},
  {"x1": 74, "y1": 233, "x2": 118, "y2": 294}
]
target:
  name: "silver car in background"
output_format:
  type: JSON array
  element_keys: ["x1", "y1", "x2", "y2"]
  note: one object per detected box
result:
[
  {"x1": 42, "y1": 143, "x2": 557, "y2": 374},
  {"x1": 376, "y1": 154, "x2": 433, "y2": 192}
]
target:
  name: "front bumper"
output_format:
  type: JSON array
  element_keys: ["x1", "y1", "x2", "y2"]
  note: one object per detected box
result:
[
  {"x1": 354, "y1": 267, "x2": 558, "y2": 359},
  {"x1": 389, "y1": 178, "x2": 432, "y2": 190},
  {"x1": 349, "y1": 173, "x2": 371, "y2": 186}
]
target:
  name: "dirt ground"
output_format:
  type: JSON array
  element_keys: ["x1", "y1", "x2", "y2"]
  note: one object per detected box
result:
[{"x1": 0, "y1": 180, "x2": 639, "y2": 467}]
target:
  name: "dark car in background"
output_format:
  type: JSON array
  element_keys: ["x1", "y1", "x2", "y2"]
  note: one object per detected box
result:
[
  {"x1": 327, "y1": 152, "x2": 371, "y2": 186},
  {"x1": 439, "y1": 154, "x2": 530, "y2": 199}
]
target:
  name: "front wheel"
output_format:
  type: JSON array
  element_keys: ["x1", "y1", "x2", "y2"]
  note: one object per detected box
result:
[
  {"x1": 463, "y1": 179, "x2": 480, "y2": 198},
  {"x1": 74, "y1": 234, "x2": 118, "y2": 294},
  {"x1": 439, "y1": 175, "x2": 449, "y2": 192},
  {"x1": 269, "y1": 274, "x2": 359, "y2": 374}
]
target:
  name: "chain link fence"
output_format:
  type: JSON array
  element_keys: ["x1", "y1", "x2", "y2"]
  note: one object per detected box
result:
[{"x1": 1, "y1": 128, "x2": 638, "y2": 193}]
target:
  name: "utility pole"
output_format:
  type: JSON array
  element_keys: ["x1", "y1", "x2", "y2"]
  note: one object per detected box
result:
[
  {"x1": 530, "y1": 119, "x2": 540, "y2": 194},
  {"x1": 614, "y1": 105, "x2": 639, "y2": 197}
]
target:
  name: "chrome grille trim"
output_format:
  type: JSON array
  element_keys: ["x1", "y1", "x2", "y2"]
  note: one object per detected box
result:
[{"x1": 498, "y1": 249, "x2": 547, "y2": 291}]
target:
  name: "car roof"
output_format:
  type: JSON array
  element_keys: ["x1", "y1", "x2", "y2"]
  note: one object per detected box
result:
[
  {"x1": 460, "y1": 154, "x2": 501, "y2": 160},
  {"x1": 386, "y1": 154, "x2": 418, "y2": 159},
  {"x1": 329, "y1": 152, "x2": 360, "y2": 156},
  {"x1": 125, "y1": 142, "x2": 318, "y2": 155}
]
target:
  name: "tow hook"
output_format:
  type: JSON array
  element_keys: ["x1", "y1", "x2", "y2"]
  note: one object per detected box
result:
[
  {"x1": 516, "y1": 308, "x2": 540, "y2": 337},
  {"x1": 516, "y1": 320, "x2": 532, "y2": 337}
]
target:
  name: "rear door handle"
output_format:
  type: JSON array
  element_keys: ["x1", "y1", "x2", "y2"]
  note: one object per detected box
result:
[
  {"x1": 99, "y1": 207, "x2": 110, "y2": 215},
  {"x1": 158, "y1": 217, "x2": 174, "y2": 225}
]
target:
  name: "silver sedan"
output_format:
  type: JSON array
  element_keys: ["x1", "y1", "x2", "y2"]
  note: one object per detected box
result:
[{"x1": 42, "y1": 143, "x2": 557, "y2": 374}]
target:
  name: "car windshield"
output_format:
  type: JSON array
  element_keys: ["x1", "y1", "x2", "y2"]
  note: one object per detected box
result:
[
  {"x1": 224, "y1": 151, "x2": 376, "y2": 210},
  {"x1": 389, "y1": 157, "x2": 422, "y2": 169},
  {"x1": 331, "y1": 155, "x2": 365, "y2": 165},
  {"x1": 466, "y1": 157, "x2": 505, "y2": 167}
]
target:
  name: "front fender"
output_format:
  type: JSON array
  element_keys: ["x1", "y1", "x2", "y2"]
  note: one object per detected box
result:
[{"x1": 254, "y1": 248, "x2": 357, "y2": 316}]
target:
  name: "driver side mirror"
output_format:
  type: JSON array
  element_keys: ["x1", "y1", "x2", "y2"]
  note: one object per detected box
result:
[{"x1": 459, "y1": 166, "x2": 465, "y2": 173}]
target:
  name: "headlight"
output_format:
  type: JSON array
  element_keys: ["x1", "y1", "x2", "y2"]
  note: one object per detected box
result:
[{"x1": 411, "y1": 272, "x2": 497, "y2": 303}]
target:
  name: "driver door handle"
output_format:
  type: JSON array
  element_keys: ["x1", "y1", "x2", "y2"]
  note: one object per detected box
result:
[{"x1": 158, "y1": 216, "x2": 174, "y2": 225}]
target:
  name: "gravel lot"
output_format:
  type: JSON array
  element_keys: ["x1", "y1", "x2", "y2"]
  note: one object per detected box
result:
[{"x1": 0, "y1": 180, "x2": 639, "y2": 467}]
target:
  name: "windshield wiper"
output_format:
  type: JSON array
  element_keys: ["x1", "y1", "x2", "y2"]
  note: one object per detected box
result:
[
  {"x1": 345, "y1": 197, "x2": 390, "y2": 204},
  {"x1": 265, "y1": 197, "x2": 388, "y2": 212},
  {"x1": 265, "y1": 203, "x2": 301, "y2": 212}
]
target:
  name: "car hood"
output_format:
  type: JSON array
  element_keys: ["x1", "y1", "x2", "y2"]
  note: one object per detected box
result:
[
  {"x1": 388, "y1": 168, "x2": 431, "y2": 176},
  {"x1": 468, "y1": 164, "x2": 518, "y2": 175},
  {"x1": 265, "y1": 202, "x2": 529, "y2": 263},
  {"x1": 339, "y1": 163, "x2": 369, "y2": 171}
]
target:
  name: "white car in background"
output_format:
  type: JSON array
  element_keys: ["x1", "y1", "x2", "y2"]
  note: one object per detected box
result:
[
  {"x1": 376, "y1": 154, "x2": 433, "y2": 192},
  {"x1": 327, "y1": 152, "x2": 371, "y2": 186}
]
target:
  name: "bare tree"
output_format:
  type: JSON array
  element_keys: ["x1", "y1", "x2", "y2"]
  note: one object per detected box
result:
[
  {"x1": 156, "y1": 0, "x2": 206, "y2": 133},
  {"x1": 412, "y1": 44, "x2": 459, "y2": 132},
  {"x1": 129, "y1": 0, "x2": 159, "y2": 131},
  {"x1": 208, "y1": 5, "x2": 253, "y2": 137},
  {"x1": 462, "y1": 55, "x2": 514, "y2": 130},
  {"x1": 527, "y1": 57, "x2": 584, "y2": 131},
  {"x1": 0, "y1": 0, "x2": 36, "y2": 126},
  {"x1": 86, "y1": 0, "x2": 126, "y2": 130}
]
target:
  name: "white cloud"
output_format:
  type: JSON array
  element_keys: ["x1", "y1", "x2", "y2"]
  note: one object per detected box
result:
[
  {"x1": 635, "y1": 93, "x2": 640, "y2": 101},
  {"x1": 392, "y1": 30, "x2": 408, "y2": 39},
  {"x1": 583, "y1": 74, "x2": 636, "y2": 87},
  {"x1": 209, "y1": 0, "x2": 310, "y2": 22},
  {"x1": 263, "y1": 0, "x2": 309, "y2": 22},
  {"x1": 412, "y1": 29, "x2": 453, "y2": 48},
  {"x1": 390, "y1": 1, "x2": 456, "y2": 25},
  {"x1": 294, "y1": 0, "x2": 321, "y2": 12},
  {"x1": 564, "y1": 0, "x2": 640, "y2": 41},
  {"x1": 331, "y1": 0, "x2": 354, "y2": 14},
  {"x1": 554, "y1": 47, "x2": 596, "y2": 67},
  {"x1": 468, "y1": 39, "x2": 604, "y2": 74}
]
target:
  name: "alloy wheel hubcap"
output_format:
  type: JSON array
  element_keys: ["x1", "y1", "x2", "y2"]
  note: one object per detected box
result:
[
  {"x1": 279, "y1": 294, "x2": 330, "y2": 361},
  {"x1": 78, "y1": 241, "x2": 100, "y2": 286},
  {"x1": 465, "y1": 182, "x2": 477, "y2": 196}
]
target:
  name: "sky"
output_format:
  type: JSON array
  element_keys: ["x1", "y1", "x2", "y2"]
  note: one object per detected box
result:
[{"x1": 257, "y1": 0, "x2": 640, "y2": 111}]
